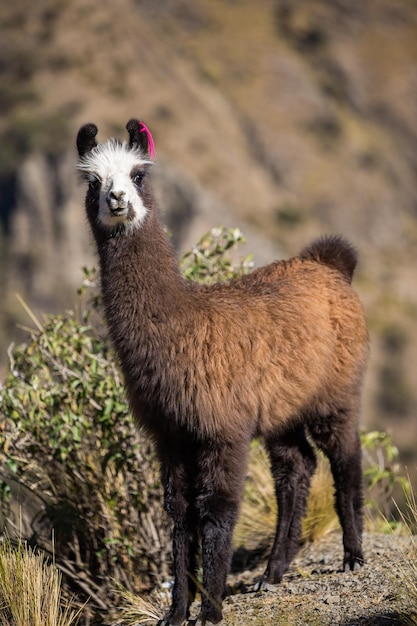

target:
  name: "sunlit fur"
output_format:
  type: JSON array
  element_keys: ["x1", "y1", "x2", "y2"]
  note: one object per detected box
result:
[
  {"x1": 77, "y1": 139, "x2": 152, "y2": 233},
  {"x1": 78, "y1": 120, "x2": 369, "y2": 626}
]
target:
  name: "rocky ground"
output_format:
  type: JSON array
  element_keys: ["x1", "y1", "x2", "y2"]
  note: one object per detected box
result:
[{"x1": 189, "y1": 531, "x2": 414, "y2": 626}]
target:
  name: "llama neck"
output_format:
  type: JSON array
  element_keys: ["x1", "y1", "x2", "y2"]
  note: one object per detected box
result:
[{"x1": 95, "y1": 208, "x2": 186, "y2": 365}]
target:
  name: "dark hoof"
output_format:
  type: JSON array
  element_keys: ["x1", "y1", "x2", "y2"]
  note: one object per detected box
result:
[
  {"x1": 188, "y1": 615, "x2": 222, "y2": 625},
  {"x1": 343, "y1": 552, "x2": 364, "y2": 573},
  {"x1": 253, "y1": 578, "x2": 279, "y2": 593},
  {"x1": 253, "y1": 565, "x2": 284, "y2": 592},
  {"x1": 158, "y1": 612, "x2": 186, "y2": 626}
]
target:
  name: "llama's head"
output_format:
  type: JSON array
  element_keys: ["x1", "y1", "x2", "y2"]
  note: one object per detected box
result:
[{"x1": 77, "y1": 119, "x2": 155, "y2": 235}]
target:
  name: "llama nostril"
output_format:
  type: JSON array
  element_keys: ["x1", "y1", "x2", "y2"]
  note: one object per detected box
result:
[{"x1": 107, "y1": 189, "x2": 127, "y2": 210}]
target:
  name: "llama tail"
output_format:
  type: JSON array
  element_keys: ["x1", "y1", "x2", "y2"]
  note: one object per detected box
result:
[{"x1": 299, "y1": 235, "x2": 358, "y2": 284}]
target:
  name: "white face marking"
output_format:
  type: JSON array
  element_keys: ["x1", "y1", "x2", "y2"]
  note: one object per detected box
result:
[{"x1": 78, "y1": 139, "x2": 152, "y2": 234}]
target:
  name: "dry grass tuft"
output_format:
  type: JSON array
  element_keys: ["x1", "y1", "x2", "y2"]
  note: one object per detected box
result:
[
  {"x1": 109, "y1": 581, "x2": 168, "y2": 626},
  {"x1": 233, "y1": 440, "x2": 339, "y2": 551},
  {"x1": 302, "y1": 456, "x2": 339, "y2": 542},
  {"x1": 392, "y1": 486, "x2": 417, "y2": 625},
  {"x1": 0, "y1": 537, "x2": 81, "y2": 626},
  {"x1": 233, "y1": 441, "x2": 276, "y2": 551}
]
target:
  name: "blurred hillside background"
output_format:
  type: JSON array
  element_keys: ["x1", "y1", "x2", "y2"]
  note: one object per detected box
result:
[{"x1": 1, "y1": 0, "x2": 416, "y2": 475}]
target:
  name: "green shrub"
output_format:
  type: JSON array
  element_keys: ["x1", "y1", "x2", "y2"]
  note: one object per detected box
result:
[
  {"x1": 361, "y1": 430, "x2": 411, "y2": 523},
  {"x1": 1, "y1": 307, "x2": 169, "y2": 617},
  {"x1": 180, "y1": 226, "x2": 253, "y2": 283}
]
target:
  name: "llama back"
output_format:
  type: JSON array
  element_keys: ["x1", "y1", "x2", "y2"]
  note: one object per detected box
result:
[{"x1": 127, "y1": 265, "x2": 368, "y2": 440}]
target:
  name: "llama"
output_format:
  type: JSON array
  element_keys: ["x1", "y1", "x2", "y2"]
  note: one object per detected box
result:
[{"x1": 77, "y1": 119, "x2": 369, "y2": 626}]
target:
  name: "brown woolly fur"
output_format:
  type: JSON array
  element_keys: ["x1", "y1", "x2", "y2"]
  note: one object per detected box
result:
[{"x1": 77, "y1": 119, "x2": 369, "y2": 626}]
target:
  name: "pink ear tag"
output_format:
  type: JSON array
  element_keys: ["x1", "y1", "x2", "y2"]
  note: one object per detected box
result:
[{"x1": 139, "y1": 121, "x2": 156, "y2": 159}]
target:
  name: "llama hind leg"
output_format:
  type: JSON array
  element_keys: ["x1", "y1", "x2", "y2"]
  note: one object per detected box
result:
[
  {"x1": 309, "y1": 414, "x2": 364, "y2": 572},
  {"x1": 257, "y1": 426, "x2": 317, "y2": 589}
]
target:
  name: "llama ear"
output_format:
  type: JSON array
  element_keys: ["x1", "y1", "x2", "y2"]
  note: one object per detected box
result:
[
  {"x1": 126, "y1": 119, "x2": 156, "y2": 158},
  {"x1": 77, "y1": 123, "x2": 98, "y2": 157}
]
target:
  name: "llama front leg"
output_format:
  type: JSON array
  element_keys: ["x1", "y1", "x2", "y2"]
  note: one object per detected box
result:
[
  {"x1": 194, "y1": 439, "x2": 249, "y2": 625},
  {"x1": 197, "y1": 509, "x2": 237, "y2": 624},
  {"x1": 158, "y1": 461, "x2": 198, "y2": 626},
  {"x1": 160, "y1": 520, "x2": 199, "y2": 626},
  {"x1": 257, "y1": 426, "x2": 317, "y2": 589}
]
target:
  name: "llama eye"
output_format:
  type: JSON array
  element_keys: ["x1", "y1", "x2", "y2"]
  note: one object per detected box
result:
[
  {"x1": 133, "y1": 171, "x2": 146, "y2": 187},
  {"x1": 89, "y1": 177, "x2": 101, "y2": 191}
]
